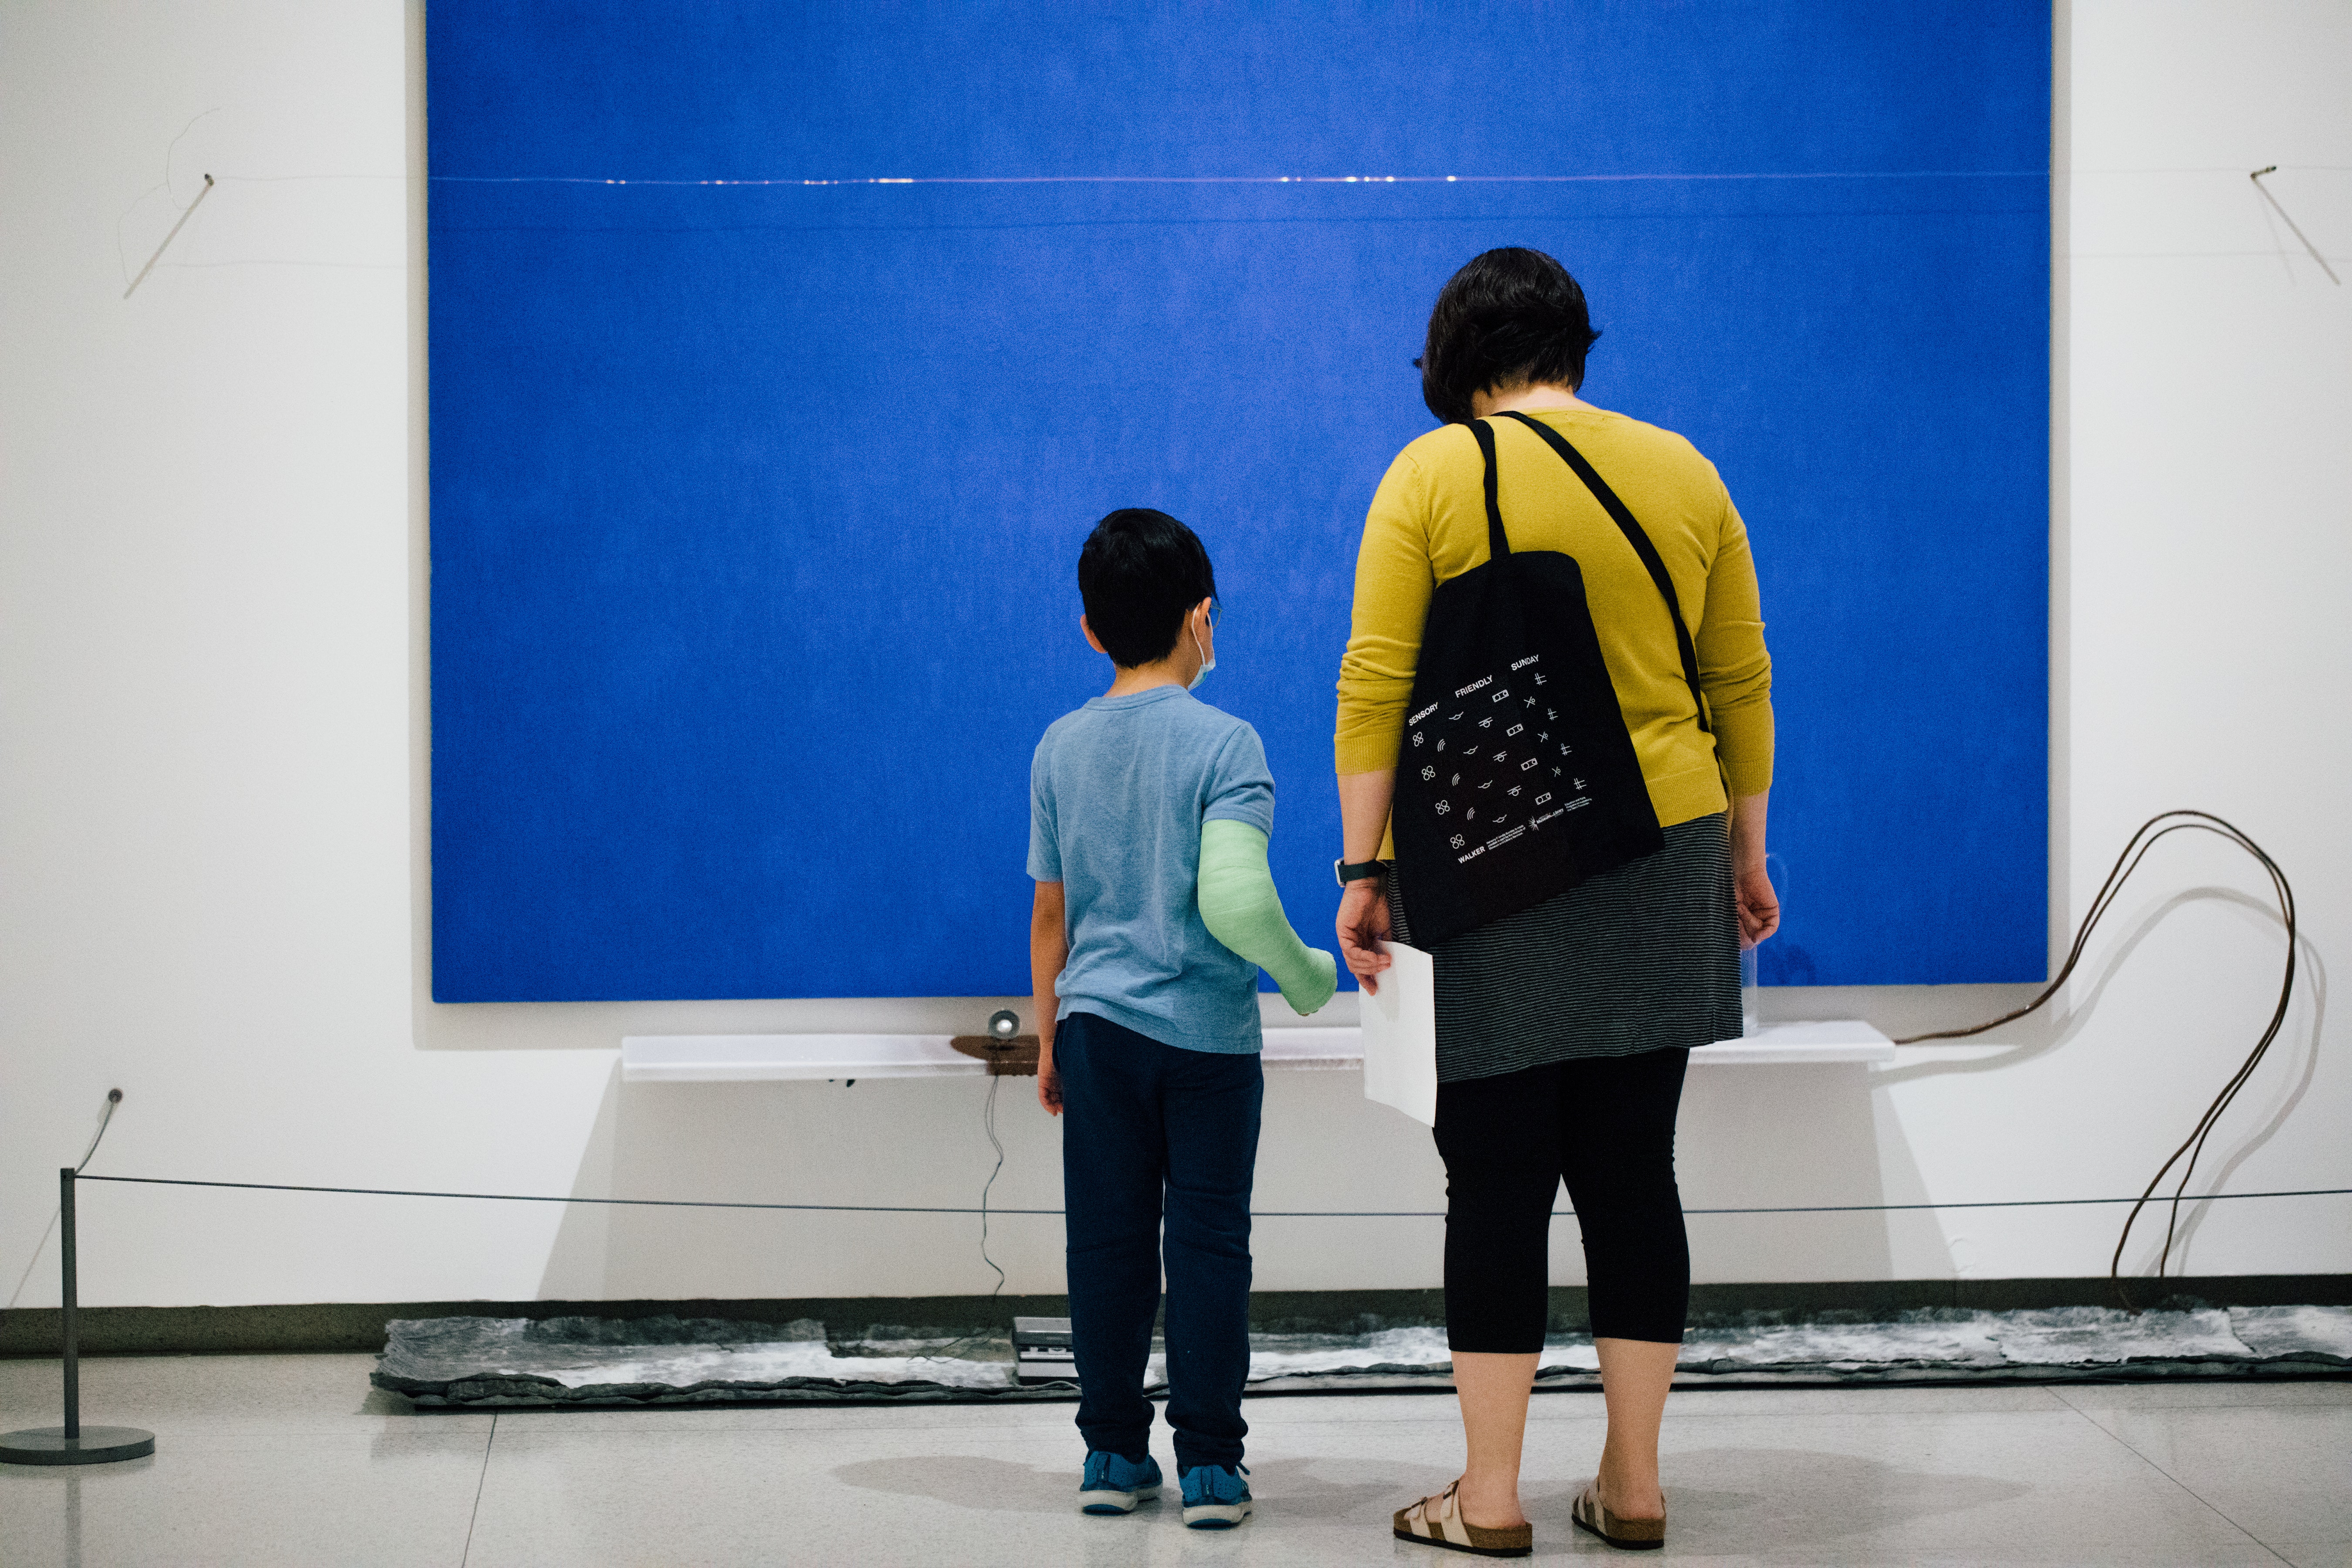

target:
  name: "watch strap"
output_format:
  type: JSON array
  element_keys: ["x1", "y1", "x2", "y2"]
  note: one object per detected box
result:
[{"x1": 1335, "y1": 857, "x2": 1388, "y2": 887}]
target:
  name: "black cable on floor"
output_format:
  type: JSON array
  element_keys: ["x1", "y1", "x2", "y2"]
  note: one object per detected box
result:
[
  {"x1": 977, "y1": 1072, "x2": 1007, "y2": 1296},
  {"x1": 1892, "y1": 811, "x2": 2299, "y2": 1311}
]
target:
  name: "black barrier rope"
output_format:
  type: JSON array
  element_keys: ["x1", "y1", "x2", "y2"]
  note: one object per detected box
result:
[
  {"x1": 72, "y1": 1173, "x2": 2350, "y2": 1219},
  {"x1": 31, "y1": 814, "x2": 2324, "y2": 1323}
]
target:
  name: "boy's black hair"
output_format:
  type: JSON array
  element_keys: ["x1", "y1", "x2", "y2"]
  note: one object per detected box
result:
[
  {"x1": 1414, "y1": 247, "x2": 1603, "y2": 425},
  {"x1": 1078, "y1": 509, "x2": 1218, "y2": 669}
]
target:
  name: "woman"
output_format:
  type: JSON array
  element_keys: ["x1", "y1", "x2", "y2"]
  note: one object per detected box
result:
[{"x1": 1335, "y1": 248, "x2": 1778, "y2": 1556}]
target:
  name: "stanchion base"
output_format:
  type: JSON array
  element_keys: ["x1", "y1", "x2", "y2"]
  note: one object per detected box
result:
[{"x1": 0, "y1": 1426, "x2": 155, "y2": 1466}]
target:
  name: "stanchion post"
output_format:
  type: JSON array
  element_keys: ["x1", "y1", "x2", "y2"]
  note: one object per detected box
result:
[
  {"x1": 0, "y1": 1167, "x2": 154, "y2": 1465},
  {"x1": 61, "y1": 1167, "x2": 79, "y2": 1442}
]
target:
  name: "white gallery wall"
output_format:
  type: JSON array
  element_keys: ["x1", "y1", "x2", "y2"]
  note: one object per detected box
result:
[{"x1": 3, "y1": 0, "x2": 2346, "y2": 1311}]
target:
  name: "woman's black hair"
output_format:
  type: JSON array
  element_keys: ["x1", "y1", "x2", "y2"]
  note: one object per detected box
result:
[
  {"x1": 1414, "y1": 247, "x2": 1603, "y2": 425},
  {"x1": 1077, "y1": 508, "x2": 1217, "y2": 668}
]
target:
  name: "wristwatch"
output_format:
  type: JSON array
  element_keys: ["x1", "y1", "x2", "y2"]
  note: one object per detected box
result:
[{"x1": 1334, "y1": 857, "x2": 1388, "y2": 887}]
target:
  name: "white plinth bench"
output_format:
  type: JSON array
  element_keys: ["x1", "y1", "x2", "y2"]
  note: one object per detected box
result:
[{"x1": 620, "y1": 1020, "x2": 1891, "y2": 1082}]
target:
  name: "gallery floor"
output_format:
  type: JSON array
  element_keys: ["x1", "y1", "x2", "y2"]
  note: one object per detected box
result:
[{"x1": 1, "y1": 1354, "x2": 2345, "y2": 1566}]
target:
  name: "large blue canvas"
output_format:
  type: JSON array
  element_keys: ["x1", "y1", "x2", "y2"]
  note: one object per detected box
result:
[{"x1": 429, "y1": 2, "x2": 2049, "y2": 1001}]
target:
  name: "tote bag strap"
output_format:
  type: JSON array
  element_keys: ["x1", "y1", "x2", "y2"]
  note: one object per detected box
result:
[
  {"x1": 1468, "y1": 418, "x2": 1512, "y2": 561},
  {"x1": 1489, "y1": 410, "x2": 1711, "y2": 735}
]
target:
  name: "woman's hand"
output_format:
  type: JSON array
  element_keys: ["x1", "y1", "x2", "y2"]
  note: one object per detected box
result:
[
  {"x1": 1735, "y1": 864, "x2": 1779, "y2": 949},
  {"x1": 1036, "y1": 1037, "x2": 1063, "y2": 1116},
  {"x1": 1335, "y1": 769, "x2": 1399, "y2": 992},
  {"x1": 1729, "y1": 790, "x2": 1778, "y2": 949},
  {"x1": 1336, "y1": 878, "x2": 1394, "y2": 994}
]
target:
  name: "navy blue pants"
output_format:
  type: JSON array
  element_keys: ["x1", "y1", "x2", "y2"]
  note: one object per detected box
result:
[{"x1": 1055, "y1": 1011, "x2": 1262, "y2": 1472}]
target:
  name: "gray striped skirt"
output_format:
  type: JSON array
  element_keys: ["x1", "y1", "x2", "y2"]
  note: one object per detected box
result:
[{"x1": 1389, "y1": 812, "x2": 1743, "y2": 1084}]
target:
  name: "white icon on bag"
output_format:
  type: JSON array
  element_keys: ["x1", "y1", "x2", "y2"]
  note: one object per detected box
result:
[
  {"x1": 1411, "y1": 732, "x2": 1425, "y2": 747},
  {"x1": 1434, "y1": 800, "x2": 1450, "y2": 815},
  {"x1": 1421, "y1": 765, "x2": 1436, "y2": 781},
  {"x1": 1450, "y1": 834, "x2": 1466, "y2": 849}
]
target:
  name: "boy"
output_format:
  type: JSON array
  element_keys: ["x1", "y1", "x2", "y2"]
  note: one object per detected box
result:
[{"x1": 1028, "y1": 508, "x2": 1338, "y2": 1529}]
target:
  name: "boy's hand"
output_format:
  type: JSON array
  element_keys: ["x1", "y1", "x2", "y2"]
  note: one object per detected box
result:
[
  {"x1": 1282, "y1": 947, "x2": 1340, "y2": 1016},
  {"x1": 1036, "y1": 1038, "x2": 1063, "y2": 1115},
  {"x1": 1031, "y1": 881, "x2": 1068, "y2": 1114},
  {"x1": 1335, "y1": 879, "x2": 1394, "y2": 994}
]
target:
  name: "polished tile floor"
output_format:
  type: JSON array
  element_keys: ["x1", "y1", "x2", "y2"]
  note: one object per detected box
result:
[{"x1": 2, "y1": 1355, "x2": 2345, "y2": 1566}]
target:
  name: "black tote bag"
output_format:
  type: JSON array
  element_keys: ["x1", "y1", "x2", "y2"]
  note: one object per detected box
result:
[{"x1": 1389, "y1": 410, "x2": 1711, "y2": 947}]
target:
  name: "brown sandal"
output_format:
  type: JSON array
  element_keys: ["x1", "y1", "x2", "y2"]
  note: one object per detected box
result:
[
  {"x1": 1570, "y1": 1480, "x2": 1666, "y2": 1551},
  {"x1": 1392, "y1": 1479, "x2": 1533, "y2": 1558}
]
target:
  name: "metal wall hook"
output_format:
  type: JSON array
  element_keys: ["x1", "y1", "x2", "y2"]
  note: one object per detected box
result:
[{"x1": 2250, "y1": 166, "x2": 2341, "y2": 285}]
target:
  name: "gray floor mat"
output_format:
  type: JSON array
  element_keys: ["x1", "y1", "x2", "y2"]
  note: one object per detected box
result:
[{"x1": 374, "y1": 1305, "x2": 2352, "y2": 1407}]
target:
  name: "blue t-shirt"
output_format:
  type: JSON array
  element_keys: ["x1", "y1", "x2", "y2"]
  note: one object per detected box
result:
[{"x1": 1028, "y1": 686, "x2": 1277, "y2": 1054}]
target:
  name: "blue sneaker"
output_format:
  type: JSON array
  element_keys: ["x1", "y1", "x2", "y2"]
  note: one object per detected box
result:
[
  {"x1": 1180, "y1": 1463, "x2": 1253, "y2": 1529},
  {"x1": 1078, "y1": 1450, "x2": 1162, "y2": 1514}
]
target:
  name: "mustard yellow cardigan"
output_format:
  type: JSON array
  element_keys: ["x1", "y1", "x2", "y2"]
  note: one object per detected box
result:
[{"x1": 1337, "y1": 407, "x2": 1774, "y2": 829}]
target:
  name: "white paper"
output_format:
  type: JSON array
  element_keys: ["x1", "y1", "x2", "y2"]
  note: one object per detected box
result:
[{"x1": 1358, "y1": 939, "x2": 1438, "y2": 1126}]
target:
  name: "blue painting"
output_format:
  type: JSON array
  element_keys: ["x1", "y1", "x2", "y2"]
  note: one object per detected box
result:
[{"x1": 428, "y1": 2, "x2": 2049, "y2": 1000}]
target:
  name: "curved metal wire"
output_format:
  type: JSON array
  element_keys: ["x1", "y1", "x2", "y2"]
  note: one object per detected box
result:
[{"x1": 1893, "y1": 811, "x2": 2298, "y2": 1311}]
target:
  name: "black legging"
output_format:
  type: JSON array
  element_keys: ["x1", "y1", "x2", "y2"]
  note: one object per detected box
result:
[{"x1": 1433, "y1": 1047, "x2": 1690, "y2": 1350}]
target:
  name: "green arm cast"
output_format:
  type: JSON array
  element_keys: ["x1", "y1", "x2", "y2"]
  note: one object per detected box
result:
[{"x1": 1197, "y1": 819, "x2": 1339, "y2": 1016}]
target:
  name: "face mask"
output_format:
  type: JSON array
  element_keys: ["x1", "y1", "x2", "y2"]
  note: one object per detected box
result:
[{"x1": 1189, "y1": 624, "x2": 1216, "y2": 689}]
